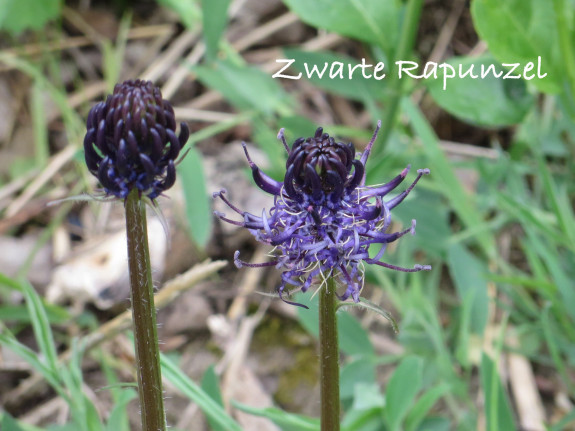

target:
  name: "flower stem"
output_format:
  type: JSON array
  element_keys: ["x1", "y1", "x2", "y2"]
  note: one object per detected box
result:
[
  {"x1": 125, "y1": 188, "x2": 166, "y2": 431},
  {"x1": 319, "y1": 276, "x2": 340, "y2": 431}
]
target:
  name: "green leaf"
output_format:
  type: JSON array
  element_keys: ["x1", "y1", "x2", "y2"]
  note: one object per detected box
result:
[
  {"x1": 393, "y1": 189, "x2": 450, "y2": 259},
  {"x1": 471, "y1": 0, "x2": 561, "y2": 93},
  {"x1": 480, "y1": 353, "x2": 516, "y2": 431},
  {"x1": 541, "y1": 306, "x2": 574, "y2": 394},
  {"x1": 340, "y1": 357, "x2": 377, "y2": 400},
  {"x1": 426, "y1": 56, "x2": 534, "y2": 127},
  {"x1": 252, "y1": 122, "x2": 289, "y2": 179},
  {"x1": 536, "y1": 156, "x2": 575, "y2": 247},
  {"x1": 0, "y1": 272, "x2": 23, "y2": 291},
  {"x1": 0, "y1": 0, "x2": 61, "y2": 35},
  {"x1": 194, "y1": 59, "x2": 289, "y2": 115},
  {"x1": 21, "y1": 280, "x2": 59, "y2": 374},
  {"x1": 404, "y1": 383, "x2": 451, "y2": 431},
  {"x1": 414, "y1": 417, "x2": 451, "y2": 431},
  {"x1": 0, "y1": 303, "x2": 69, "y2": 324},
  {"x1": 341, "y1": 407, "x2": 385, "y2": 431},
  {"x1": 105, "y1": 389, "x2": 136, "y2": 431},
  {"x1": 201, "y1": 366, "x2": 227, "y2": 431},
  {"x1": 454, "y1": 292, "x2": 474, "y2": 369},
  {"x1": 337, "y1": 312, "x2": 374, "y2": 357},
  {"x1": 233, "y1": 402, "x2": 320, "y2": 431},
  {"x1": 1, "y1": 412, "x2": 26, "y2": 431},
  {"x1": 282, "y1": 49, "x2": 386, "y2": 102},
  {"x1": 277, "y1": 115, "x2": 319, "y2": 141},
  {"x1": 157, "y1": 0, "x2": 200, "y2": 30},
  {"x1": 403, "y1": 99, "x2": 495, "y2": 258},
  {"x1": 177, "y1": 147, "x2": 213, "y2": 248},
  {"x1": 0, "y1": 330, "x2": 61, "y2": 394},
  {"x1": 31, "y1": 82, "x2": 49, "y2": 167},
  {"x1": 353, "y1": 382, "x2": 385, "y2": 410},
  {"x1": 283, "y1": 0, "x2": 401, "y2": 52},
  {"x1": 447, "y1": 243, "x2": 489, "y2": 334},
  {"x1": 161, "y1": 353, "x2": 243, "y2": 431},
  {"x1": 201, "y1": 0, "x2": 231, "y2": 60},
  {"x1": 384, "y1": 356, "x2": 423, "y2": 431}
]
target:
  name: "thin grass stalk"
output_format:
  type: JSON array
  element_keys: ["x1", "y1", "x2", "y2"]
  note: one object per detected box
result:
[{"x1": 376, "y1": 0, "x2": 424, "y2": 154}]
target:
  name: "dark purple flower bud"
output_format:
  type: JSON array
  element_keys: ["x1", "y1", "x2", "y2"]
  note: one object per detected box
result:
[
  {"x1": 214, "y1": 122, "x2": 431, "y2": 308},
  {"x1": 284, "y1": 127, "x2": 359, "y2": 204},
  {"x1": 84, "y1": 79, "x2": 189, "y2": 200}
]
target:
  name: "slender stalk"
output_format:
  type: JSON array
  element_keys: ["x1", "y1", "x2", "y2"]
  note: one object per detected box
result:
[
  {"x1": 125, "y1": 188, "x2": 166, "y2": 431},
  {"x1": 376, "y1": 0, "x2": 424, "y2": 155},
  {"x1": 319, "y1": 277, "x2": 340, "y2": 431}
]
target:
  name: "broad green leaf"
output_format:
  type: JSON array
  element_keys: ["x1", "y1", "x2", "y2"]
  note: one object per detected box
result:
[
  {"x1": 384, "y1": 356, "x2": 423, "y2": 431},
  {"x1": 283, "y1": 0, "x2": 401, "y2": 53},
  {"x1": 194, "y1": 59, "x2": 289, "y2": 115},
  {"x1": 447, "y1": 243, "x2": 489, "y2": 334},
  {"x1": 480, "y1": 353, "x2": 516, "y2": 431},
  {"x1": 353, "y1": 382, "x2": 385, "y2": 410},
  {"x1": 471, "y1": 0, "x2": 561, "y2": 93},
  {"x1": 426, "y1": 56, "x2": 534, "y2": 127},
  {"x1": 201, "y1": 0, "x2": 231, "y2": 60},
  {"x1": 340, "y1": 357, "x2": 377, "y2": 400},
  {"x1": 282, "y1": 49, "x2": 386, "y2": 102},
  {"x1": 0, "y1": 0, "x2": 60, "y2": 35},
  {"x1": 177, "y1": 147, "x2": 213, "y2": 248}
]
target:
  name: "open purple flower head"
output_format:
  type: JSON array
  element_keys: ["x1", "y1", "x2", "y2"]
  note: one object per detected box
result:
[
  {"x1": 84, "y1": 79, "x2": 189, "y2": 200},
  {"x1": 214, "y1": 122, "x2": 430, "y2": 307}
]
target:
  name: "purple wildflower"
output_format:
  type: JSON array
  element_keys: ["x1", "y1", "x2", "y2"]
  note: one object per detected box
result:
[
  {"x1": 214, "y1": 122, "x2": 430, "y2": 307},
  {"x1": 84, "y1": 79, "x2": 189, "y2": 200}
]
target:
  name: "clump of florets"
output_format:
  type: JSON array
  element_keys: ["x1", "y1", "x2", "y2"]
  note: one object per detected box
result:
[
  {"x1": 214, "y1": 122, "x2": 430, "y2": 307},
  {"x1": 83, "y1": 79, "x2": 189, "y2": 199}
]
